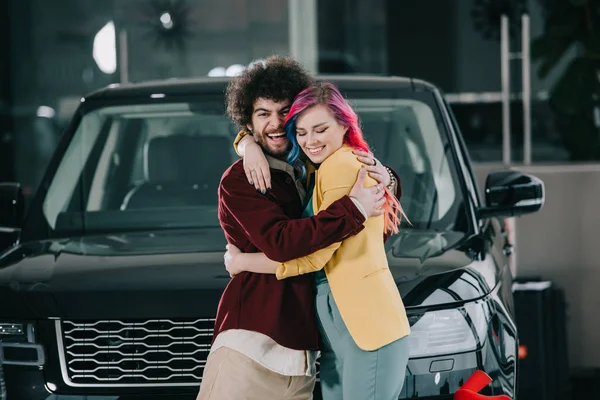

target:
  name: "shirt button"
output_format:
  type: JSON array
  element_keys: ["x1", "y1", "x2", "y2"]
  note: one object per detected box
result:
[{"x1": 285, "y1": 177, "x2": 293, "y2": 184}]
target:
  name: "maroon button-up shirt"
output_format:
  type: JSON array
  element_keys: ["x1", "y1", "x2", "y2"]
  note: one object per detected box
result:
[{"x1": 213, "y1": 157, "x2": 366, "y2": 351}]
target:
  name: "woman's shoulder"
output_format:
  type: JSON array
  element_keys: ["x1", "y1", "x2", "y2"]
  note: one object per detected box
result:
[
  {"x1": 320, "y1": 146, "x2": 360, "y2": 173},
  {"x1": 317, "y1": 146, "x2": 363, "y2": 188}
]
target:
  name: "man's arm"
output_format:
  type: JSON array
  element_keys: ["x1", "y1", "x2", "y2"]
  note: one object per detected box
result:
[
  {"x1": 223, "y1": 184, "x2": 351, "y2": 279},
  {"x1": 221, "y1": 171, "x2": 365, "y2": 263},
  {"x1": 275, "y1": 188, "x2": 349, "y2": 279},
  {"x1": 274, "y1": 170, "x2": 400, "y2": 277}
]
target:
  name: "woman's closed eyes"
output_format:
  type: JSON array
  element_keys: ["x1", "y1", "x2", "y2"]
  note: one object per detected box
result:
[{"x1": 296, "y1": 127, "x2": 328, "y2": 137}]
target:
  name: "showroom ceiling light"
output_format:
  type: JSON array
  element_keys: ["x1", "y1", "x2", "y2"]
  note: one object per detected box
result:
[
  {"x1": 160, "y1": 12, "x2": 174, "y2": 30},
  {"x1": 226, "y1": 64, "x2": 244, "y2": 77},
  {"x1": 36, "y1": 106, "x2": 56, "y2": 119},
  {"x1": 208, "y1": 67, "x2": 226, "y2": 77},
  {"x1": 208, "y1": 64, "x2": 245, "y2": 77},
  {"x1": 93, "y1": 21, "x2": 117, "y2": 75}
]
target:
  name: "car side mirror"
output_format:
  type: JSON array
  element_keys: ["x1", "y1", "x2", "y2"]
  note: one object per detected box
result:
[
  {"x1": 0, "y1": 182, "x2": 25, "y2": 229},
  {"x1": 477, "y1": 171, "x2": 544, "y2": 219}
]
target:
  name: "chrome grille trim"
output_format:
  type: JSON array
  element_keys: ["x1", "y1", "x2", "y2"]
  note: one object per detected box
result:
[
  {"x1": 65, "y1": 332, "x2": 212, "y2": 343},
  {"x1": 63, "y1": 318, "x2": 214, "y2": 328},
  {"x1": 67, "y1": 347, "x2": 208, "y2": 359},
  {"x1": 56, "y1": 318, "x2": 215, "y2": 387}
]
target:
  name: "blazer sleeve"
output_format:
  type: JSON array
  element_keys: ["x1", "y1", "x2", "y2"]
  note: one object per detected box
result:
[
  {"x1": 276, "y1": 156, "x2": 370, "y2": 279},
  {"x1": 232, "y1": 130, "x2": 251, "y2": 156}
]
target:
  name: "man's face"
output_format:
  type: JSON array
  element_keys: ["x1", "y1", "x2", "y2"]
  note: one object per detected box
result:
[{"x1": 247, "y1": 98, "x2": 291, "y2": 158}]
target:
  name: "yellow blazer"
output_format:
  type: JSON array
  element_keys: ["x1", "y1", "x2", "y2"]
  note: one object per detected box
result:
[{"x1": 276, "y1": 145, "x2": 410, "y2": 351}]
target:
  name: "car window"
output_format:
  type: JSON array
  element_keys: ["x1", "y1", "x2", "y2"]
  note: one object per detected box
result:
[
  {"x1": 40, "y1": 90, "x2": 467, "y2": 236},
  {"x1": 349, "y1": 95, "x2": 464, "y2": 230},
  {"x1": 43, "y1": 102, "x2": 239, "y2": 232}
]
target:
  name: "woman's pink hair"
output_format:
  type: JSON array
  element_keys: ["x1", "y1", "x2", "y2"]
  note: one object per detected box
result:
[{"x1": 284, "y1": 82, "x2": 406, "y2": 235}]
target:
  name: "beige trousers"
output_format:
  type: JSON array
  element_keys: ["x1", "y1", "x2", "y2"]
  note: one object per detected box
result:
[{"x1": 196, "y1": 347, "x2": 315, "y2": 400}]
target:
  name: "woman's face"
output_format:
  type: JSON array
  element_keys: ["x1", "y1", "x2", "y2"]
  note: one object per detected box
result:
[{"x1": 295, "y1": 104, "x2": 347, "y2": 164}]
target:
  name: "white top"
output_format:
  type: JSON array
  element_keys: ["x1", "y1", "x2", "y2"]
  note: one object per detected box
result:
[{"x1": 211, "y1": 330, "x2": 318, "y2": 376}]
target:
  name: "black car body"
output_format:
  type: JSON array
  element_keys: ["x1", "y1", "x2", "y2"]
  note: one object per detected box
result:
[{"x1": 0, "y1": 76, "x2": 544, "y2": 399}]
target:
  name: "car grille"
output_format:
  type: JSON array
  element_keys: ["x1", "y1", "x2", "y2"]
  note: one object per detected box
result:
[{"x1": 57, "y1": 318, "x2": 214, "y2": 386}]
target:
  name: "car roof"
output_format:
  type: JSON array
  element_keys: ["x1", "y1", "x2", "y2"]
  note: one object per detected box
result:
[{"x1": 83, "y1": 75, "x2": 439, "y2": 101}]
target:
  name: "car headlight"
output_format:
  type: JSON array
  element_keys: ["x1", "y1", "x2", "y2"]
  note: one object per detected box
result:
[{"x1": 406, "y1": 301, "x2": 489, "y2": 358}]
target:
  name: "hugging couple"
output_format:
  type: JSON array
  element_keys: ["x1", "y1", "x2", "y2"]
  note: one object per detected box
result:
[{"x1": 196, "y1": 55, "x2": 410, "y2": 400}]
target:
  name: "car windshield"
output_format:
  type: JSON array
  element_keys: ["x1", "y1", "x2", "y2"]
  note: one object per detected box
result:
[{"x1": 41, "y1": 89, "x2": 467, "y2": 237}]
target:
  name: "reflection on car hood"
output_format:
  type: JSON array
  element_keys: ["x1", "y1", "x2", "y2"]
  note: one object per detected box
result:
[
  {"x1": 0, "y1": 229, "x2": 230, "y2": 288},
  {"x1": 0, "y1": 229, "x2": 231, "y2": 320},
  {"x1": 0, "y1": 229, "x2": 499, "y2": 315},
  {"x1": 386, "y1": 230, "x2": 500, "y2": 307},
  {"x1": 387, "y1": 229, "x2": 466, "y2": 262},
  {"x1": 60, "y1": 228, "x2": 228, "y2": 256}
]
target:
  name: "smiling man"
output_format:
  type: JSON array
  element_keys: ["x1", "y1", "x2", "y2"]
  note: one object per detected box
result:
[
  {"x1": 196, "y1": 56, "x2": 393, "y2": 400},
  {"x1": 247, "y1": 97, "x2": 292, "y2": 157}
]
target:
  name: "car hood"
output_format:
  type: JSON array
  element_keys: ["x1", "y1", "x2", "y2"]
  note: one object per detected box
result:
[
  {"x1": 0, "y1": 229, "x2": 230, "y2": 319},
  {"x1": 385, "y1": 229, "x2": 500, "y2": 309},
  {"x1": 0, "y1": 229, "x2": 499, "y2": 319}
]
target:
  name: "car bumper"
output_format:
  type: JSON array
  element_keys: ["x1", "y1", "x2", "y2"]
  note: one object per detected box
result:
[{"x1": 3, "y1": 317, "x2": 516, "y2": 399}]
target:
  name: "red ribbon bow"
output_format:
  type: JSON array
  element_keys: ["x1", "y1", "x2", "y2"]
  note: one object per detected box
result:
[{"x1": 454, "y1": 370, "x2": 511, "y2": 400}]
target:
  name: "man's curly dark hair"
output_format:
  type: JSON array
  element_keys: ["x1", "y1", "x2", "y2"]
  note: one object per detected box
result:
[{"x1": 226, "y1": 56, "x2": 314, "y2": 130}]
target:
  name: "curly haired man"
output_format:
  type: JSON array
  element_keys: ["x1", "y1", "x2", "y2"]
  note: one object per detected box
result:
[{"x1": 196, "y1": 56, "x2": 397, "y2": 400}]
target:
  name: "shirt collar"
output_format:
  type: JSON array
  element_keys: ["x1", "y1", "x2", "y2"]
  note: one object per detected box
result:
[
  {"x1": 266, "y1": 155, "x2": 296, "y2": 177},
  {"x1": 266, "y1": 155, "x2": 308, "y2": 201}
]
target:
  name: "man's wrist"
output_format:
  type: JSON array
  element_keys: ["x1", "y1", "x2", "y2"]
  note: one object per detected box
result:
[{"x1": 349, "y1": 196, "x2": 369, "y2": 220}]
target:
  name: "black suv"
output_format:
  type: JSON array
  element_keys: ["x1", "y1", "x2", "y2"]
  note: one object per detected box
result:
[{"x1": 0, "y1": 76, "x2": 544, "y2": 399}]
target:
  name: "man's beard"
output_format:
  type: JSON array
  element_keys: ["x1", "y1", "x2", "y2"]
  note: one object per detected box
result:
[{"x1": 254, "y1": 130, "x2": 291, "y2": 159}]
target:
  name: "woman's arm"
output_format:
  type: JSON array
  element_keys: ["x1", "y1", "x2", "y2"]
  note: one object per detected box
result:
[
  {"x1": 233, "y1": 131, "x2": 272, "y2": 193},
  {"x1": 274, "y1": 190, "x2": 347, "y2": 279},
  {"x1": 235, "y1": 133, "x2": 395, "y2": 196}
]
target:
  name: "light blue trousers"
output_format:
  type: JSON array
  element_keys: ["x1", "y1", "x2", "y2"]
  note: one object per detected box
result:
[{"x1": 315, "y1": 282, "x2": 409, "y2": 400}]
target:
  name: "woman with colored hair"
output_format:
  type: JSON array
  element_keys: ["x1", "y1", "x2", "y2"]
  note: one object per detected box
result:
[{"x1": 225, "y1": 82, "x2": 411, "y2": 400}]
